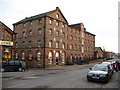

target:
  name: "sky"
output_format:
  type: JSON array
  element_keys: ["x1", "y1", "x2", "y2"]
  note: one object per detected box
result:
[{"x1": 0, "y1": 0, "x2": 119, "y2": 53}]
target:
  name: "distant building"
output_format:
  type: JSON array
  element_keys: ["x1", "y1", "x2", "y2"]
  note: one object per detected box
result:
[
  {"x1": 13, "y1": 7, "x2": 95, "y2": 68},
  {"x1": 94, "y1": 47, "x2": 104, "y2": 59},
  {"x1": 0, "y1": 21, "x2": 14, "y2": 63},
  {"x1": 104, "y1": 51, "x2": 114, "y2": 60}
]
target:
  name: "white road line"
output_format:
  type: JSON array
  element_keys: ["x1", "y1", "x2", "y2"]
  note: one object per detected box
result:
[
  {"x1": 6, "y1": 84, "x2": 25, "y2": 88},
  {"x1": 3, "y1": 77, "x2": 13, "y2": 80}
]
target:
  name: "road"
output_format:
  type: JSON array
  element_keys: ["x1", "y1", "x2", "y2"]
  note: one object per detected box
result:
[{"x1": 1, "y1": 60, "x2": 119, "y2": 89}]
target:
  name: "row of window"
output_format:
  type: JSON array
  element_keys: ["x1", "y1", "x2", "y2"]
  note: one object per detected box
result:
[
  {"x1": 15, "y1": 51, "x2": 41, "y2": 61},
  {"x1": 48, "y1": 41, "x2": 93, "y2": 51},
  {"x1": 15, "y1": 40, "x2": 41, "y2": 48},
  {"x1": 49, "y1": 29, "x2": 94, "y2": 43}
]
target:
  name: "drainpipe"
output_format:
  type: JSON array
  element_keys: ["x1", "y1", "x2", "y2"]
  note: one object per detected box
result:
[{"x1": 43, "y1": 16, "x2": 46, "y2": 68}]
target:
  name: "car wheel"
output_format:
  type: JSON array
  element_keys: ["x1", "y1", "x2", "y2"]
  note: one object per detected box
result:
[
  {"x1": 18, "y1": 68, "x2": 22, "y2": 72},
  {"x1": 87, "y1": 78, "x2": 91, "y2": 82}
]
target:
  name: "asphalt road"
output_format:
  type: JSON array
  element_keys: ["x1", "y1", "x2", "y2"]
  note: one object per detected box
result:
[{"x1": 1, "y1": 60, "x2": 119, "y2": 89}]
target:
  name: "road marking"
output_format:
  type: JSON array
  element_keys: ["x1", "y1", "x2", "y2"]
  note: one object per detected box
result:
[
  {"x1": 6, "y1": 84, "x2": 25, "y2": 88},
  {"x1": 3, "y1": 77, "x2": 13, "y2": 80}
]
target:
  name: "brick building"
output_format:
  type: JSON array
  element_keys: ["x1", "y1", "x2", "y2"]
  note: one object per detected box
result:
[
  {"x1": 94, "y1": 47, "x2": 104, "y2": 59},
  {"x1": 13, "y1": 7, "x2": 95, "y2": 68},
  {"x1": 0, "y1": 21, "x2": 14, "y2": 63}
]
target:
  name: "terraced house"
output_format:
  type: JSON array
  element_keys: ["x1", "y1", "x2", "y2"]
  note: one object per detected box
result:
[{"x1": 13, "y1": 7, "x2": 95, "y2": 68}]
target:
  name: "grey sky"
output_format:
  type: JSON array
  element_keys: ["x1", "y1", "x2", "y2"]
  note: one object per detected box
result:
[{"x1": 0, "y1": 0, "x2": 119, "y2": 53}]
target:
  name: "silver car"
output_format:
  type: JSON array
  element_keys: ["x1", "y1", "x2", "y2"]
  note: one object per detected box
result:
[{"x1": 87, "y1": 64, "x2": 113, "y2": 83}]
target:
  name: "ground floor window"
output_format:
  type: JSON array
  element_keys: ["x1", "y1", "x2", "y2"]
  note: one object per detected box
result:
[
  {"x1": 29, "y1": 51, "x2": 33, "y2": 61},
  {"x1": 48, "y1": 51, "x2": 53, "y2": 64},
  {"x1": 62, "y1": 52, "x2": 65, "y2": 64},
  {"x1": 37, "y1": 52, "x2": 41, "y2": 61},
  {"x1": 15, "y1": 52, "x2": 18, "y2": 60},
  {"x1": 21, "y1": 51, "x2": 25, "y2": 60}
]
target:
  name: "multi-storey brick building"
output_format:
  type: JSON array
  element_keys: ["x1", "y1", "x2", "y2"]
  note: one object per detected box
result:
[
  {"x1": 13, "y1": 7, "x2": 95, "y2": 68},
  {"x1": 0, "y1": 21, "x2": 14, "y2": 63}
]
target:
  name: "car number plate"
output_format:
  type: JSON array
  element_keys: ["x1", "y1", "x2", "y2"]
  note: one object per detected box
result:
[{"x1": 92, "y1": 76, "x2": 99, "y2": 79}]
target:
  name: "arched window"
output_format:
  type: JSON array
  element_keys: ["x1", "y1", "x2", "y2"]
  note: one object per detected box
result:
[
  {"x1": 29, "y1": 51, "x2": 33, "y2": 61},
  {"x1": 15, "y1": 52, "x2": 18, "y2": 60},
  {"x1": 21, "y1": 51, "x2": 25, "y2": 60},
  {"x1": 48, "y1": 51, "x2": 53, "y2": 64},
  {"x1": 37, "y1": 52, "x2": 41, "y2": 61}
]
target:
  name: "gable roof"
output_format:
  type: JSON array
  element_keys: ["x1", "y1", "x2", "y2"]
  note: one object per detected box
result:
[
  {"x1": 95, "y1": 47, "x2": 103, "y2": 52},
  {"x1": 13, "y1": 7, "x2": 68, "y2": 25}
]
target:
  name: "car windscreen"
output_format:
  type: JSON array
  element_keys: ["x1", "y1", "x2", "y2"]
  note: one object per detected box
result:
[{"x1": 92, "y1": 65, "x2": 108, "y2": 71}]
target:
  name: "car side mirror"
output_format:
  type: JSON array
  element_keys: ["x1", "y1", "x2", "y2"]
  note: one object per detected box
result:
[{"x1": 89, "y1": 68, "x2": 92, "y2": 70}]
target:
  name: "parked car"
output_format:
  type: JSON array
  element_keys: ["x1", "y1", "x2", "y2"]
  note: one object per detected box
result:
[
  {"x1": 87, "y1": 64, "x2": 113, "y2": 83},
  {"x1": 1, "y1": 60, "x2": 26, "y2": 72}
]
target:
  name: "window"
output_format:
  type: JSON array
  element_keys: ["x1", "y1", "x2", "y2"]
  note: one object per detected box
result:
[
  {"x1": 78, "y1": 38, "x2": 80, "y2": 42},
  {"x1": 78, "y1": 46, "x2": 80, "y2": 51},
  {"x1": 82, "y1": 32, "x2": 84, "y2": 37},
  {"x1": 56, "y1": 14, "x2": 59, "y2": 18},
  {"x1": 29, "y1": 30, "x2": 32, "y2": 37},
  {"x1": 49, "y1": 29, "x2": 53, "y2": 36},
  {"x1": 38, "y1": 40, "x2": 41, "y2": 47},
  {"x1": 56, "y1": 21, "x2": 59, "y2": 26},
  {"x1": 28, "y1": 41, "x2": 32, "y2": 48},
  {"x1": 22, "y1": 41, "x2": 25, "y2": 48},
  {"x1": 21, "y1": 51, "x2": 25, "y2": 60},
  {"x1": 74, "y1": 45, "x2": 77, "y2": 50},
  {"x1": 56, "y1": 42, "x2": 59, "y2": 48},
  {"x1": 70, "y1": 35, "x2": 73, "y2": 40},
  {"x1": 49, "y1": 19, "x2": 52, "y2": 24},
  {"x1": 22, "y1": 32, "x2": 26, "y2": 37},
  {"x1": 49, "y1": 41, "x2": 53, "y2": 48},
  {"x1": 9, "y1": 61, "x2": 15, "y2": 65},
  {"x1": 70, "y1": 44, "x2": 73, "y2": 50},
  {"x1": 29, "y1": 51, "x2": 33, "y2": 61},
  {"x1": 37, "y1": 52, "x2": 41, "y2": 61},
  {"x1": 82, "y1": 47, "x2": 84, "y2": 53},
  {"x1": 75, "y1": 37, "x2": 77, "y2": 41},
  {"x1": 56, "y1": 31, "x2": 59, "y2": 37},
  {"x1": 62, "y1": 23, "x2": 65, "y2": 28},
  {"x1": 38, "y1": 29, "x2": 41, "y2": 35},
  {"x1": 15, "y1": 42, "x2": 18, "y2": 48},
  {"x1": 82, "y1": 39, "x2": 84, "y2": 45},
  {"x1": 38, "y1": 19, "x2": 41, "y2": 24},
  {"x1": 62, "y1": 32, "x2": 65, "y2": 38},
  {"x1": 62, "y1": 43, "x2": 65, "y2": 49},
  {"x1": 15, "y1": 52, "x2": 18, "y2": 59}
]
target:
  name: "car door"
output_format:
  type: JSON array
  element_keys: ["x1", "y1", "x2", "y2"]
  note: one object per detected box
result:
[{"x1": 107, "y1": 65, "x2": 112, "y2": 78}]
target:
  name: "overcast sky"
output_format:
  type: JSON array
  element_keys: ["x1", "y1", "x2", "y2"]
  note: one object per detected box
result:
[{"x1": 0, "y1": 0, "x2": 119, "y2": 53}]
